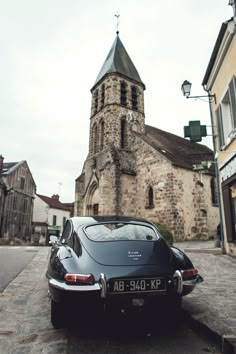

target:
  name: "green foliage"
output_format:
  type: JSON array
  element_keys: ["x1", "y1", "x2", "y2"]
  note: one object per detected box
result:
[{"x1": 152, "y1": 222, "x2": 174, "y2": 246}]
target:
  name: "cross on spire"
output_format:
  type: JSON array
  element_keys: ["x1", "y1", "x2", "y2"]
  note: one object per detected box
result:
[{"x1": 115, "y1": 12, "x2": 120, "y2": 34}]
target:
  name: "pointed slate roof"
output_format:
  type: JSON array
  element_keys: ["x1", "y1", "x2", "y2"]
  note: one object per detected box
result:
[
  {"x1": 92, "y1": 34, "x2": 145, "y2": 90},
  {"x1": 136, "y1": 125, "x2": 214, "y2": 173}
]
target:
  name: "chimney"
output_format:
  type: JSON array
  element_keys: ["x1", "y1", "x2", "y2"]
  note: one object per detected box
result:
[
  {"x1": 0, "y1": 155, "x2": 4, "y2": 175},
  {"x1": 51, "y1": 194, "x2": 60, "y2": 201}
]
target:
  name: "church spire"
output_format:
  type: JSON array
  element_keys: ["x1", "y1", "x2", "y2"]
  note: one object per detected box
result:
[{"x1": 92, "y1": 35, "x2": 145, "y2": 90}]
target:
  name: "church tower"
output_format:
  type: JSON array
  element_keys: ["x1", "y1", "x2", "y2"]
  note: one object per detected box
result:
[
  {"x1": 89, "y1": 33, "x2": 146, "y2": 156},
  {"x1": 75, "y1": 33, "x2": 146, "y2": 216}
]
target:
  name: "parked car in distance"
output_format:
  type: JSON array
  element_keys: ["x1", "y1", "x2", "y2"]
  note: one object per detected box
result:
[{"x1": 46, "y1": 215, "x2": 203, "y2": 328}]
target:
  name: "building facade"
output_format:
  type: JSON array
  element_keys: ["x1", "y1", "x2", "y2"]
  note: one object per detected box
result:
[
  {"x1": 32, "y1": 194, "x2": 71, "y2": 244},
  {"x1": 75, "y1": 34, "x2": 219, "y2": 241},
  {"x1": 202, "y1": 6, "x2": 236, "y2": 255},
  {"x1": 0, "y1": 159, "x2": 36, "y2": 241}
]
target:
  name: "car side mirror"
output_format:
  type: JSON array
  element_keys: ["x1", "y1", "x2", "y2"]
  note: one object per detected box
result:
[{"x1": 49, "y1": 235, "x2": 58, "y2": 245}]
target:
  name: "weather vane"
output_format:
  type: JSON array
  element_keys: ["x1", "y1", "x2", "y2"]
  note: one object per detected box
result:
[{"x1": 115, "y1": 12, "x2": 120, "y2": 34}]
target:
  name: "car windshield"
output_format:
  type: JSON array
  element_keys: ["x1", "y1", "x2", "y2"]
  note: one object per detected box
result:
[{"x1": 84, "y1": 223, "x2": 159, "y2": 241}]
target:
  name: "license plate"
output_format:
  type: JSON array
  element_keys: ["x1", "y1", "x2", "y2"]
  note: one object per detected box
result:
[{"x1": 109, "y1": 278, "x2": 166, "y2": 294}]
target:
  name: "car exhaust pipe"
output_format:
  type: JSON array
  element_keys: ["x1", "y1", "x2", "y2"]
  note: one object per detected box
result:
[{"x1": 99, "y1": 273, "x2": 107, "y2": 298}]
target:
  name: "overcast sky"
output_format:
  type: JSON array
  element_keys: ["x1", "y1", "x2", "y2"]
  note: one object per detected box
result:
[{"x1": 0, "y1": 0, "x2": 233, "y2": 202}]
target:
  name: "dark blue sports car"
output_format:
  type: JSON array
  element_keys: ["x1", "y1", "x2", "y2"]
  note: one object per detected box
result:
[{"x1": 46, "y1": 216, "x2": 203, "y2": 328}]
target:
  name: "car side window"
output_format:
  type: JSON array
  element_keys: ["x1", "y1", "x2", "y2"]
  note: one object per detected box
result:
[{"x1": 60, "y1": 221, "x2": 72, "y2": 244}]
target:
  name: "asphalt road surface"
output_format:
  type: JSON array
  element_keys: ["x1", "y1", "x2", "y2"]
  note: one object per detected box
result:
[
  {"x1": 67, "y1": 309, "x2": 222, "y2": 354},
  {"x1": 0, "y1": 246, "x2": 38, "y2": 292}
]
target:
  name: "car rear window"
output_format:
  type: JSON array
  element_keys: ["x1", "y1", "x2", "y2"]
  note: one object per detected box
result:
[{"x1": 84, "y1": 223, "x2": 159, "y2": 242}]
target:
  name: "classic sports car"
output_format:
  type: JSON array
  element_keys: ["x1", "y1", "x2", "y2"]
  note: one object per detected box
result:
[{"x1": 46, "y1": 216, "x2": 203, "y2": 328}]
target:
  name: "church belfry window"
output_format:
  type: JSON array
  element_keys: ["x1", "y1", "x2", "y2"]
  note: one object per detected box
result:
[
  {"x1": 94, "y1": 89, "x2": 98, "y2": 113},
  {"x1": 100, "y1": 84, "x2": 105, "y2": 108},
  {"x1": 131, "y1": 85, "x2": 138, "y2": 110},
  {"x1": 147, "y1": 186, "x2": 154, "y2": 208},
  {"x1": 120, "y1": 81, "x2": 127, "y2": 106},
  {"x1": 121, "y1": 118, "x2": 128, "y2": 148}
]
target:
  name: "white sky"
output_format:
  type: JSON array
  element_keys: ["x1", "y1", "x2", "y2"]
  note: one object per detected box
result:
[{"x1": 0, "y1": 0, "x2": 233, "y2": 202}]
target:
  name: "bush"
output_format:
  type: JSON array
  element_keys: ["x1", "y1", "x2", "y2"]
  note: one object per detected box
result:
[{"x1": 152, "y1": 222, "x2": 174, "y2": 246}]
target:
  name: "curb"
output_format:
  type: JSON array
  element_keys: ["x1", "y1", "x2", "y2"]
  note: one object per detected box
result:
[
  {"x1": 183, "y1": 248, "x2": 222, "y2": 255},
  {"x1": 183, "y1": 310, "x2": 236, "y2": 354}
]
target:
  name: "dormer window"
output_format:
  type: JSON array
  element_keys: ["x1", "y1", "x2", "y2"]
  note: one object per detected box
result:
[
  {"x1": 131, "y1": 85, "x2": 138, "y2": 110},
  {"x1": 120, "y1": 81, "x2": 127, "y2": 106},
  {"x1": 94, "y1": 90, "x2": 98, "y2": 113},
  {"x1": 100, "y1": 84, "x2": 105, "y2": 108}
]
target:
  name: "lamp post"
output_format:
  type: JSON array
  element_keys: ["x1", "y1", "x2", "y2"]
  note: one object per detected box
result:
[
  {"x1": 181, "y1": 80, "x2": 216, "y2": 103},
  {"x1": 181, "y1": 80, "x2": 225, "y2": 253}
]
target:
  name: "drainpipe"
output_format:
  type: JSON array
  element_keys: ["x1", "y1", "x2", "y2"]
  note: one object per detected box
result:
[{"x1": 203, "y1": 85, "x2": 225, "y2": 253}]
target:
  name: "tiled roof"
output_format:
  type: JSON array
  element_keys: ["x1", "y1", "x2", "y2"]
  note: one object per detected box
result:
[
  {"x1": 2, "y1": 161, "x2": 24, "y2": 175},
  {"x1": 37, "y1": 194, "x2": 71, "y2": 212},
  {"x1": 92, "y1": 34, "x2": 145, "y2": 90},
  {"x1": 136, "y1": 125, "x2": 214, "y2": 172}
]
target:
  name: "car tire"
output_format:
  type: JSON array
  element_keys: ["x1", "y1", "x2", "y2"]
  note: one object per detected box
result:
[{"x1": 51, "y1": 299, "x2": 65, "y2": 329}]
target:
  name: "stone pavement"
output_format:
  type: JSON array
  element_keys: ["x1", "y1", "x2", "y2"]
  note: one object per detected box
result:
[
  {"x1": 0, "y1": 242, "x2": 235, "y2": 353},
  {"x1": 175, "y1": 240, "x2": 236, "y2": 354}
]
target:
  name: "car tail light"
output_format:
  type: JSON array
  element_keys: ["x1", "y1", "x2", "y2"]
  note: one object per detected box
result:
[
  {"x1": 182, "y1": 268, "x2": 198, "y2": 280},
  {"x1": 64, "y1": 273, "x2": 95, "y2": 285}
]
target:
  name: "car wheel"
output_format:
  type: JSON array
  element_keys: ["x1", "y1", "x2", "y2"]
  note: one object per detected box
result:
[{"x1": 51, "y1": 299, "x2": 65, "y2": 329}]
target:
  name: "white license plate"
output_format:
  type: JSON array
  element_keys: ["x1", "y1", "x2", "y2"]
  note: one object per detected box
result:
[{"x1": 109, "y1": 278, "x2": 166, "y2": 294}]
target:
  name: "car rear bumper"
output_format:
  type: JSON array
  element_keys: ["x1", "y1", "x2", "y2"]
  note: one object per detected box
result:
[{"x1": 182, "y1": 274, "x2": 204, "y2": 296}]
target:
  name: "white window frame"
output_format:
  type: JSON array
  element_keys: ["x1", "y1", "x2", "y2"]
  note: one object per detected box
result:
[{"x1": 216, "y1": 77, "x2": 236, "y2": 149}]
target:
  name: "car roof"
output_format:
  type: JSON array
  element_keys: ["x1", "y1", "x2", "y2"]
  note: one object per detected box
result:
[{"x1": 70, "y1": 215, "x2": 154, "y2": 230}]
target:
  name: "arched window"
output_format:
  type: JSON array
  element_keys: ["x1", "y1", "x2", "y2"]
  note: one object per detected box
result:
[
  {"x1": 211, "y1": 177, "x2": 218, "y2": 205},
  {"x1": 131, "y1": 85, "x2": 138, "y2": 110},
  {"x1": 148, "y1": 187, "x2": 154, "y2": 208},
  {"x1": 100, "y1": 120, "x2": 104, "y2": 151},
  {"x1": 120, "y1": 80, "x2": 127, "y2": 106},
  {"x1": 92, "y1": 124, "x2": 98, "y2": 154},
  {"x1": 121, "y1": 118, "x2": 128, "y2": 148}
]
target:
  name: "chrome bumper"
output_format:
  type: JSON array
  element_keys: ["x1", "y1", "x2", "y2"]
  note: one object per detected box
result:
[{"x1": 182, "y1": 274, "x2": 204, "y2": 296}]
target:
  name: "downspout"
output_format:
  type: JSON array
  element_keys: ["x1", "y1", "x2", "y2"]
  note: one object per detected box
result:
[{"x1": 203, "y1": 85, "x2": 225, "y2": 253}]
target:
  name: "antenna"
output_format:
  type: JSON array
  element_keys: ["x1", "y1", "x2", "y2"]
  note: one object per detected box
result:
[
  {"x1": 115, "y1": 12, "x2": 120, "y2": 34},
  {"x1": 58, "y1": 182, "x2": 62, "y2": 195}
]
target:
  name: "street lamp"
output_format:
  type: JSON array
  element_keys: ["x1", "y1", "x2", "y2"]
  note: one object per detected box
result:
[{"x1": 181, "y1": 80, "x2": 216, "y2": 103}]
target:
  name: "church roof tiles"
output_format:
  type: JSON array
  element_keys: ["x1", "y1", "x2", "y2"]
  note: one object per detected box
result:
[{"x1": 138, "y1": 125, "x2": 214, "y2": 172}]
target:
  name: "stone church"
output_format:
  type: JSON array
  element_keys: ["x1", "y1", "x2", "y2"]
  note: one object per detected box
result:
[{"x1": 74, "y1": 33, "x2": 219, "y2": 241}]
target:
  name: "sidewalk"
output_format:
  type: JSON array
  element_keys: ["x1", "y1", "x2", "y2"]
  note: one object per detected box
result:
[
  {"x1": 0, "y1": 247, "x2": 68, "y2": 354},
  {"x1": 175, "y1": 240, "x2": 236, "y2": 354},
  {"x1": 0, "y1": 242, "x2": 235, "y2": 353}
]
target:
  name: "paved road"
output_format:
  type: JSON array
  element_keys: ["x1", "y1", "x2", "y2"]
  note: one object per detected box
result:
[
  {"x1": 0, "y1": 247, "x2": 223, "y2": 353},
  {"x1": 67, "y1": 312, "x2": 222, "y2": 354},
  {"x1": 0, "y1": 246, "x2": 39, "y2": 292}
]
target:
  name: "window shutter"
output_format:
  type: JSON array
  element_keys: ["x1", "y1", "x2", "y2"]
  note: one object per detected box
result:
[
  {"x1": 229, "y1": 77, "x2": 236, "y2": 129},
  {"x1": 216, "y1": 105, "x2": 225, "y2": 148}
]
